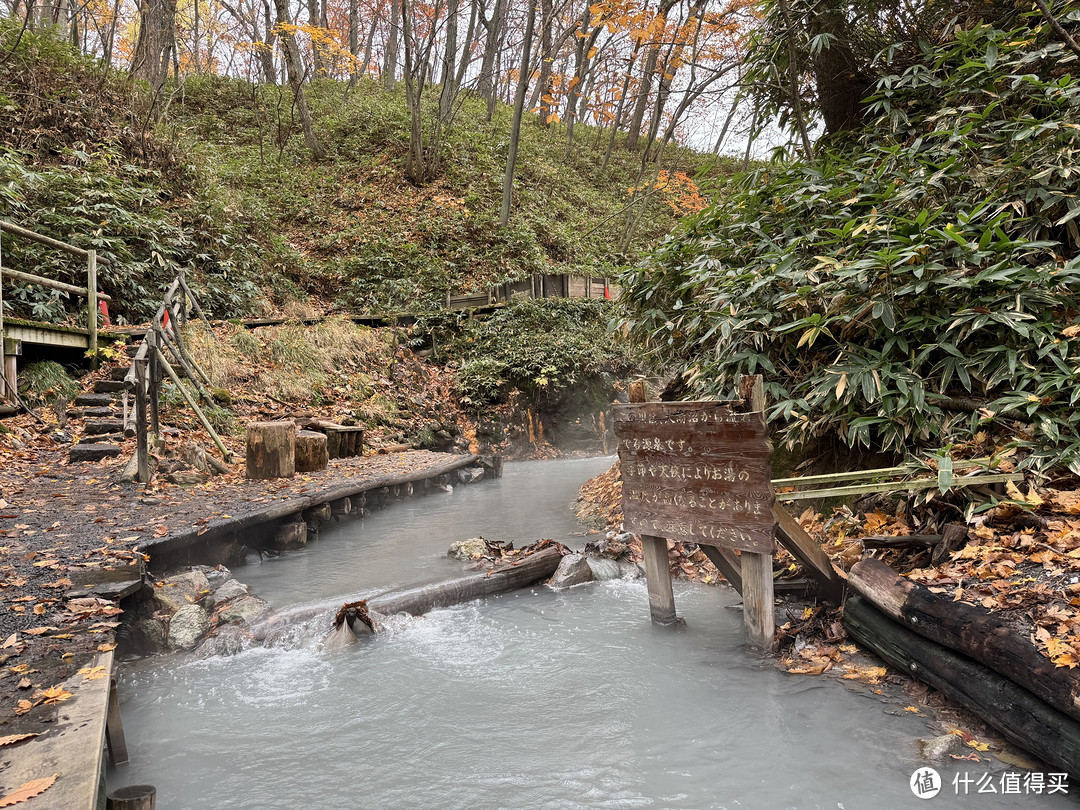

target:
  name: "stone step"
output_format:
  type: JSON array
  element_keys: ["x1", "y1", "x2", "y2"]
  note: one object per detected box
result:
[
  {"x1": 69, "y1": 444, "x2": 122, "y2": 462},
  {"x1": 110, "y1": 366, "x2": 132, "y2": 381},
  {"x1": 74, "y1": 393, "x2": 114, "y2": 407},
  {"x1": 84, "y1": 419, "x2": 125, "y2": 435},
  {"x1": 94, "y1": 379, "x2": 128, "y2": 394},
  {"x1": 66, "y1": 407, "x2": 119, "y2": 419},
  {"x1": 79, "y1": 432, "x2": 125, "y2": 444}
]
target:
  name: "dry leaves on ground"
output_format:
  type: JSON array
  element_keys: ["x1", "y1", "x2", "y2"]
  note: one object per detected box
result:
[{"x1": 0, "y1": 774, "x2": 58, "y2": 807}]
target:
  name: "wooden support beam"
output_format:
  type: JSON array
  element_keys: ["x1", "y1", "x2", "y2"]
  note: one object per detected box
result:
[
  {"x1": 134, "y1": 357, "x2": 149, "y2": 485},
  {"x1": 738, "y1": 374, "x2": 775, "y2": 651},
  {"x1": 772, "y1": 503, "x2": 844, "y2": 604},
  {"x1": 87, "y1": 249, "x2": 98, "y2": 366},
  {"x1": 700, "y1": 546, "x2": 742, "y2": 592},
  {"x1": 742, "y1": 550, "x2": 775, "y2": 652},
  {"x1": 105, "y1": 677, "x2": 129, "y2": 765},
  {"x1": 629, "y1": 379, "x2": 680, "y2": 626}
]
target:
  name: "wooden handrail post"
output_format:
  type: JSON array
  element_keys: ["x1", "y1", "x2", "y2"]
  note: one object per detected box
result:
[
  {"x1": 87, "y1": 249, "x2": 98, "y2": 368},
  {"x1": 0, "y1": 237, "x2": 5, "y2": 403}
]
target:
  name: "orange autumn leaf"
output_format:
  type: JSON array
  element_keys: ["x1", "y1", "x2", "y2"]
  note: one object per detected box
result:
[
  {"x1": 0, "y1": 773, "x2": 59, "y2": 807},
  {"x1": 0, "y1": 733, "x2": 37, "y2": 747},
  {"x1": 37, "y1": 686, "x2": 72, "y2": 705}
]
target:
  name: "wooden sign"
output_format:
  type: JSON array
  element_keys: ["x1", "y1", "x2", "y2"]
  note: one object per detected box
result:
[{"x1": 612, "y1": 401, "x2": 775, "y2": 554}]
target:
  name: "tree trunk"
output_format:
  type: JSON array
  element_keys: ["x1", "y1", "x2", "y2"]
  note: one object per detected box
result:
[
  {"x1": 383, "y1": 0, "x2": 400, "y2": 89},
  {"x1": 362, "y1": 12, "x2": 379, "y2": 74},
  {"x1": 272, "y1": 0, "x2": 326, "y2": 158},
  {"x1": 807, "y1": 1, "x2": 871, "y2": 135},
  {"x1": 499, "y1": 0, "x2": 536, "y2": 226},
  {"x1": 438, "y1": 0, "x2": 460, "y2": 120},
  {"x1": 308, "y1": 0, "x2": 326, "y2": 75},
  {"x1": 400, "y1": 0, "x2": 431, "y2": 183},
  {"x1": 624, "y1": 0, "x2": 674, "y2": 151},
  {"x1": 477, "y1": 0, "x2": 506, "y2": 103},
  {"x1": 132, "y1": 0, "x2": 171, "y2": 89},
  {"x1": 534, "y1": 0, "x2": 553, "y2": 125},
  {"x1": 245, "y1": 421, "x2": 296, "y2": 479},
  {"x1": 454, "y1": 0, "x2": 478, "y2": 90},
  {"x1": 845, "y1": 596, "x2": 1080, "y2": 778},
  {"x1": 348, "y1": 0, "x2": 359, "y2": 85},
  {"x1": 849, "y1": 557, "x2": 1080, "y2": 724}
]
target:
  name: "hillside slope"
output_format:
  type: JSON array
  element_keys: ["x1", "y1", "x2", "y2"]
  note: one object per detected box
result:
[{"x1": 0, "y1": 22, "x2": 723, "y2": 322}]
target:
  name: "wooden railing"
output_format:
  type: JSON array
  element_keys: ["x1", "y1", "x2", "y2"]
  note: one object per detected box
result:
[
  {"x1": 123, "y1": 272, "x2": 231, "y2": 484},
  {"x1": 0, "y1": 220, "x2": 114, "y2": 401}
]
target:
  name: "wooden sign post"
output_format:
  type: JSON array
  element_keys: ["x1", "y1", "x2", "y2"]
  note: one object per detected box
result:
[{"x1": 615, "y1": 378, "x2": 776, "y2": 649}]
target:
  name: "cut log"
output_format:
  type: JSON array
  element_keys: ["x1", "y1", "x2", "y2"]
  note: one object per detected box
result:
[
  {"x1": 245, "y1": 421, "x2": 295, "y2": 480},
  {"x1": 860, "y1": 534, "x2": 941, "y2": 549},
  {"x1": 845, "y1": 596, "x2": 1080, "y2": 776},
  {"x1": 271, "y1": 521, "x2": 307, "y2": 550},
  {"x1": 367, "y1": 546, "x2": 564, "y2": 619},
  {"x1": 295, "y1": 430, "x2": 329, "y2": 473},
  {"x1": 107, "y1": 784, "x2": 156, "y2": 810},
  {"x1": 849, "y1": 557, "x2": 1080, "y2": 724}
]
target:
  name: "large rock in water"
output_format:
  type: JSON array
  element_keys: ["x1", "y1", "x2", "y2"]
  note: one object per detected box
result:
[
  {"x1": 212, "y1": 579, "x2": 250, "y2": 605},
  {"x1": 168, "y1": 603, "x2": 210, "y2": 650},
  {"x1": 194, "y1": 625, "x2": 248, "y2": 658},
  {"x1": 218, "y1": 595, "x2": 271, "y2": 625},
  {"x1": 585, "y1": 557, "x2": 622, "y2": 581},
  {"x1": 448, "y1": 537, "x2": 488, "y2": 560},
  {"x1": 548, "y1": 553, "x2": 594, "y2": 589},
  {"x1": 152, "y1": 570, "x2": 211, "y2": 613}
]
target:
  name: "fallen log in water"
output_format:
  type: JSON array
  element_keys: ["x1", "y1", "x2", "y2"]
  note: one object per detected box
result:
[
  {"x1": 364, "y1": 546, "x2": 563, "y2": 622},
  {"x1": 848, "y1": 557, "x2": 1080, "y2": 724},
  {"x1": 845, "y1": 596, "x2": 1080, "y2": 776}
]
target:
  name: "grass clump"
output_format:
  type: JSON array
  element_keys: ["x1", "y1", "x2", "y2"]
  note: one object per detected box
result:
[{"x1": 17, "y1": 361, "x2": 80, "y2": 406}]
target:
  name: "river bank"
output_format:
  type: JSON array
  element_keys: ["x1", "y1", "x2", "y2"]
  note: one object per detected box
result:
[{"x1": 0, "y1": 434, "x2": 486, "y2": 806}]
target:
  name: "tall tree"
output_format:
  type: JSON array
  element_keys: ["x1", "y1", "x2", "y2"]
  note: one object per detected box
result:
[
  {"x1": 272, "y1": 0, "x2": 326, "y2": 157},
  {"x1": 500, "y1": 0, "x2": 536, "y2": 226}
]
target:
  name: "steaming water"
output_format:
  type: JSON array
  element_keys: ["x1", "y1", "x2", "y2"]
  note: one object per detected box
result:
[{"x1": 116, "y1": 458, "x2": 1072, "y2": 809}]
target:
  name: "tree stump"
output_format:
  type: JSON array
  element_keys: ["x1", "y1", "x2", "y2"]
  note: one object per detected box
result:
[
  {"x1": 295, "y1": 430, "x2": 329, "y2": 472},
  {"x1": 245, "y1": 421, "x2": 295, "y2": 480}
]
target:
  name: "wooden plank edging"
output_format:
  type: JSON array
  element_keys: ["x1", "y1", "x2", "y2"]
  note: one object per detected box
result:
[
  {"x1": 138, "y1": 453, "x2": 480, "y2": 557},
  {"x1": 0, "y1": 651, "x2": 114, "y2": 810}
]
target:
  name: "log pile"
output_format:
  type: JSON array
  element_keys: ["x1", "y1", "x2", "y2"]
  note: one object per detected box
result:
[{"x1": 846, "y1": 557, "x2": 1080, "y2": 775}]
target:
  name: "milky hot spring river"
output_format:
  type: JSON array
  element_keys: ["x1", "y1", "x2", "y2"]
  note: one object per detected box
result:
[{"x1": 115, "y1": 457, "x2": 1069, "y2": 809}]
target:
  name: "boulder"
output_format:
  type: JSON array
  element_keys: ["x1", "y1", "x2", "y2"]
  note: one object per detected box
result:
[
  {"x1": 585, "y1": 557, "x2": 621, "y2": 582},
  {"x1": 918, "y1": 735, "x2": 964, "y2": 763},
  {"x1": 168, "y1": 603, "x2": 210, "y2": 650},
  {"x1": 218, "y1": 595, "x2": 271, "y2": 625},
  {"x1": 192, "y1": 564, "x2": 232, "y2": 588},
  {"x1": 448, "y1": 537, "x2": 488, "y2": 560},
  {"x1": 152, "y1": 570, "x2": 211, "y2": 613},
  {"x1": 194, "y1": 625, "x2": 248, "y2": 658},
  {"x1": 548, "y1": 553, "x2": 594, "y2": 589},
  {"x1": 617, "y1": 559, "x2": 644, "y2": 580},
  {"x1": 135, "y1": 618, "x2": 167, "y2": 653},
  {"x1": 212, "y1": 579, "x2": 250, "y2": 604}
]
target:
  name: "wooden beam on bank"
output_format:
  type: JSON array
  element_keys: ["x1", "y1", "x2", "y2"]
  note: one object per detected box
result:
[{"x1": 845, "y1": 596, "x2": 1080, "y2": 777}]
